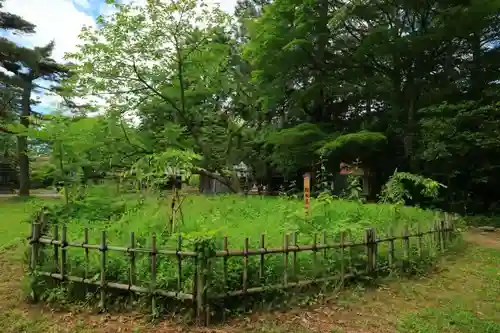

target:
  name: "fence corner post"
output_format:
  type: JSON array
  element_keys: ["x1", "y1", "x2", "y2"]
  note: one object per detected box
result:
[{"x1": 30, "y1": 221, "x2": 42, "y2": 303}]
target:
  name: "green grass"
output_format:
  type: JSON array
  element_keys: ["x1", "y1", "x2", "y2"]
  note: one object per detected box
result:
[
  {"x1": 397, "y1": 246, "x2": 500, "y2": 332},
  {"x1": 40, "y1": 185, "x2": 439, "y2": 246},
  {"x1": 0, "y1": 196, "x2": 498, "y2": 332},
  {"x1": 399, "y1": 308, "x2": 500, "y2": 333},
  {"x1": 29, "y1": 185, "x2": 453, "y2": 312},
  {"x1": 0, "y1": 198, "x2": 43, "y2": 252}
]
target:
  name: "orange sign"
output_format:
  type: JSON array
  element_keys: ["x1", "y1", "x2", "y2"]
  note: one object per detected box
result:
[{"x1": 304, "y1": 173, "x2": 311, "y2": 217}]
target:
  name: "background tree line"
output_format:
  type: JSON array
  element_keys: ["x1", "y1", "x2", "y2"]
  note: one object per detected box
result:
[{"x1": 1, "y1": 0, "x2": 500, "y2": 216}]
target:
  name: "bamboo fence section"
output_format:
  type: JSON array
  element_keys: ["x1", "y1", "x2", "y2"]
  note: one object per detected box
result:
[{"x1": 29, "y1": 214, "x2": 457, "y2": 326}]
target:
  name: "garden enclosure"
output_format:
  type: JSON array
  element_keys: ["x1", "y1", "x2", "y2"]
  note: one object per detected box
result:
[{"x1": 28, "y1": 213, "x2": 458, "y2": 326}]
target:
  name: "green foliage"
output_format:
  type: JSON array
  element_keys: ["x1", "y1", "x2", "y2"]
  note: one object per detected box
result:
[
  {"x1": 343, "y1": 174, "x2": 365, "y2": 203},
  {"x1": 27, "y1": 185, "x2": 144, "y2": 226},
  {"x1": 126, "y1": 149, "x2": 201, "y2": 189},
  {"x1": 264, "y1": 123, "x2": 327, "y2": 175},
  {"x1": 64, "y1": 0, "x2": 246, "y2": 186},
  {"x1": 319, "y1": 131, "x2": 387, "y2": 162},
  {"x1": 380, "y1": 171, "x2": 444, "y2": 205},
  {"x1": 30, "y1": 159, "x2": 55, "y2": 189},
  {"x1": 420, "y1": 101, "x2": 500, "y2": 212}
]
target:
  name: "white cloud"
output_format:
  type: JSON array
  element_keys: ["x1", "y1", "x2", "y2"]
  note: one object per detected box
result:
[
  {"x1": 2, "y1": 0, "x2": 237, "y2": 114},
  {"x1": 216, "y1": 0, "x2": 237, "y2": 14},
  {"x1": 2, "y1": 0, "x2": 95, "y2": 62},
  {"x1": 3, "y1": 0, "x2": 95, "y2": 112}
]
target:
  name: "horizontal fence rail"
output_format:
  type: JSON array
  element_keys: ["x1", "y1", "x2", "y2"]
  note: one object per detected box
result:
[{"x1": 28, "y1": 214, "x2": 457, "y2": 326}]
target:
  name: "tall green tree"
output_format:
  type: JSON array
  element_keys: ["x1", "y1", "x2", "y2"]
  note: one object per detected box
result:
[
  {"x1": 0, "y1": 0, "x2": 35, "y2": 126},
  {"x1": 67, "y1": 0, "x2": 254, "y2": 191},
  {"x1": 242, "y1": 0, "x2": 500, "y2": 203},
  {"x1": 1, "y1": 2, "x2": 70, "y2": 195},
  {"x1": 0, "y1": 0, "x2": 36, "y2": 190},
  {"x1": 13, "y1": 42, "x2": 69, "y2": 195}
]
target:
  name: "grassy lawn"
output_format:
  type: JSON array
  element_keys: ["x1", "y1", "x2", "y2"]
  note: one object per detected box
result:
[
  {"x1": 0, "y1": 197, "x2": 498, "y2": 332},
  {"x1": 0, "y1": 198, "x2": 36, "y2": 252}
]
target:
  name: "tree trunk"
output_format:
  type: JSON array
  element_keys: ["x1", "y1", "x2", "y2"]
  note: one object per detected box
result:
[
  {"x1": 194, "y1": 168, "x2": 239, "y2": 193},
  {"x1": 404, "y1": 94, "x2": 418, "y2": 173},
  {"x1": 17, "y1": 77, "x2": 32, "y2": 196},
  {"x1": 469, "y1": 32, "x2": 483, "y2": 99}
]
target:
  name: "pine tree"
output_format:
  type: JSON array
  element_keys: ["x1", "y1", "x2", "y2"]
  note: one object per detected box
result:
[{"x1": 0, "y1": 1, "x2": 69, "y2": 195}]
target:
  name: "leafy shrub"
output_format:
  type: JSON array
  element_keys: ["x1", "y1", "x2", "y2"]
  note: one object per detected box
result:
[{"x1": 379, "y1": 171, "x2": 444, "y2": 206}]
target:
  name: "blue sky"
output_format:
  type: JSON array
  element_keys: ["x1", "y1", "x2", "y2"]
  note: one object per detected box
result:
[
  {"x1": 2, "y1": 0, "x2": 237, "y2": 114},
  {"x1": 2, "y1": 0, "x2": 109, "y2": 114},
  {"x1": 72, "y1": 0, "x2": 109, "y2": 17}
]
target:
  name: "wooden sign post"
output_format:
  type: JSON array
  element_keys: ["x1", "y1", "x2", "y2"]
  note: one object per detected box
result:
[{"x1": 304, "y1": 173, "x2": 311, "y2": 218}]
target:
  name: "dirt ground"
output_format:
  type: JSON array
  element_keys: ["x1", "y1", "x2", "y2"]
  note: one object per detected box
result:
[
  {"x1": 463, "y1": 228, "x2": 500, "y2": 249},
  {"x1": 0, "y1": 229, "x2": 499, "y2": 333}
]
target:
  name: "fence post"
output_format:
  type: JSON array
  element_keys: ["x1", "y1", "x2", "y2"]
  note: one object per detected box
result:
[
  {"x1": 283, "y1": 234, "x2": 289, "y2": 287},
  {"x1": 434, "y1": 215, "x2": 441, "y2": 254},
  {"x1": 177, "y1": 234, "x2": 183, "y2": 293},
  {"x1": 259, "y1": 234, "x2": 265, "y2": 283},
  {"x1": 222, "y1": 236, "x2": 228, "y2": 322},
  {"x1": 129, "y1": 232, "x2": 136, "y2": 305},
  {"x1": 387, "y1": 226, "x2": 395, "y2": 270},
  {"x1": 30, "y1": 221, "x2": 41, "y2": 302},
  {"x1": 151, "y1": 234, "x2": 158, "y2": 318},
  {"x1": 292, "y1": 232, "x2": 297, "y2": 281},
  {"x1": 205, "y1": 251, "x2": 212, "y2": 326},
  {"x1": 347, "y1": 230, "x2": 353, "y2": 272},
  {"x1": 365, "y1": 229, "x2": 375, "y2": 274},
  {"x1": 444, "y1": 213, "x2": 451, "y2": 244},
  {"x1": 448, "y1": 214, "x2": 455, "y2": 242},
  {"x1": 99, "y1": 231, "x2": 107, "y2": 312},
  {"x1": 372, "y1": 229, "x2": 377, "y2": 273},
  {"x1": 340, "y1": 231, "x2": 345, "y2": 281},
  {"x1": 60, "y1": 225, "x2": 67, "y2": 280},
  {"x1": 416, "y1": 223, "x2": 423, "y2": 258},
  {"x1": 194, "y1": 243, "x2": 207, "y2": 326},
  {"x1": 322, "y1": 231, "x2": 327, "y2": 259},
  {"x1": 440, "y1": 219, "x2": 446, "y2": 252},
  {"x1": 312, "y1": 233, "x2": 318, "y2": 277},
  {"x1": 84, "y1": 228, "x2": 89, "y2": 286},
  {"x1": 403, "y1": 224, "x2": 410, "y2": 271},
  {"x1": 53, "y1": 223, "x2": 59, "y2": 273},
  {"x1": 243, "y1": 237, "x2": 249, "y2": 293}
]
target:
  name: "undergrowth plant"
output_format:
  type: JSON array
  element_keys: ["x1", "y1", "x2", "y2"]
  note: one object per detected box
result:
[
  {"x1": 25, "y1": 183, "x2": 456, "y2": 318},
  {"x1": 379, "y1": 170, "x2": 445, "y2": 205}
]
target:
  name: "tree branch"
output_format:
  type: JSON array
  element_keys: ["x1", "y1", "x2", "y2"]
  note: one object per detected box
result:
[
  {"x1": 193, "y1": 167, "x2": 238, "y2": 193},
  {"x1": 131, "y1": 59, "x2": 183, "y2": 115}
]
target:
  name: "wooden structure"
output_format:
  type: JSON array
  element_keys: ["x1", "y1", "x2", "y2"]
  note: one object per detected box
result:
[
  {"x1": 29, "y1": 213, "x2": 456, "y2": 325},
  {"x1": 199, "y1": 173, "x2": 232, "y2": 194},
  {"x1": 334, "y1": 162, "x2": 371, "y2": 196},
  {"x1": 199, "y1": 162, "x2": 251, "y2": 194},
  {"x1": 0, "y1": 156, "x2": 17, "y2": 193}
]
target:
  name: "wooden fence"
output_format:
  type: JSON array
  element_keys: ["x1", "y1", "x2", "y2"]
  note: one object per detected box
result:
[{"x1": 29, "y1": 215, "x2": 457, "y2": 325}]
